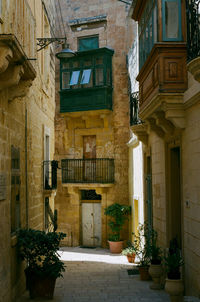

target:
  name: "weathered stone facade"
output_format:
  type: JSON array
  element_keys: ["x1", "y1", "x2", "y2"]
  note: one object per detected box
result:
[
  {"x1": 0, "y1": 1, "x2": 56, "y2": 301},
  {"x1": 129, "y1": 0, "x2": 200, "y2": 297},
  {"x1": 55, "y1": 0, "x2": 134, "y2": 247}
]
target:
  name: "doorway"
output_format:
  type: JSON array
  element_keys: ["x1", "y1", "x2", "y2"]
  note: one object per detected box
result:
[
  {"x1": 82, "y1": 202, "x2": 101, "y2": 247},
  {"x1": 168, "y1": 146, "x2": 182, "y2": 247}
]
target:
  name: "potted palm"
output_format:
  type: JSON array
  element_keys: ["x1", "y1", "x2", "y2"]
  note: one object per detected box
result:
[
  {"x1": 17, "y1": 228, "x2": 66, "y2": 299},
  {"x1": 104, "y1": 203, "x2": 131, "y2": 253},
  {"x1": 164, "y1": 238, "x2": 184, "y2": 302},
  {"x1": 148, "y1": 228, "x2": 163, "y2": 289}
]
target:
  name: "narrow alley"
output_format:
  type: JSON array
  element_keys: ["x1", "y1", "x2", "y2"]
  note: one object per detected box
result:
[{"x1": 18, "y1": 247, "x2": 170, "y2": 302}]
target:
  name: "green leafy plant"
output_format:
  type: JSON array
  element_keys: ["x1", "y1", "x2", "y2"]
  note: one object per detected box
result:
[
  {"x1": 122, "y1": 246, "x2": 136, "y2": 256},
  {"x1": 17, "y1": 229, "x2": 66, "y2": 278},
  {"x1": 164, "y1": 238, "x2": 184, "y2": 279},
  {"x1": 132, "y1": 222, "x2": 151, "y2": 267},
  {"x1": 104, "y1": 203, "x2": 131, "y2": 242},
  {"x1": 149, "y1": 228, "x2": 162, "y2": 264}
]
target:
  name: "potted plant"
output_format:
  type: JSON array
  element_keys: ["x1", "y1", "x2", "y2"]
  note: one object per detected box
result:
[
  {"x1": 133, "y1": 222, "x2": 151, "y2": 281},
  {"x1": 148, "y1": 228, "x2": 163, "y2": 289},
  {"x1": 122, "y1": 243, "x2": 137, "y2": 263},
  {"x1": 104, "y1": 203, "x2": 131, "y2": 253},
  {"x1": 17, "y1": 228, "x2": 66, "y2": 299},
  {"x1": 164, "y1": 238, "x2": 184, "y2": 302}
]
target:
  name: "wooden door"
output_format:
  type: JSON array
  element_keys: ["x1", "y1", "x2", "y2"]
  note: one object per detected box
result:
[
  {"x1": 82, "y1": 203, "x2": 101, "y2": 247},
  {"x1": 83, "y1": 136, "x2": 96, "y2": 181}
]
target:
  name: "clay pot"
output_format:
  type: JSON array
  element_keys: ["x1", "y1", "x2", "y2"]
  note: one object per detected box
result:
[
  {"x1": 149, "y1": 264, "x2": 163, "y2": 289},
  {"x1": 165, "y1": 278, "x2": 184, "y2": 302},
  {"x1": 108, "y1": 241, "x2": 124, "y2": 253},
  {"x1": 127, "y1": 253, "x2": 136, "y2": 263},
  {"x1": 138, "y1": 265, "x2": 151, "y2": 281}
]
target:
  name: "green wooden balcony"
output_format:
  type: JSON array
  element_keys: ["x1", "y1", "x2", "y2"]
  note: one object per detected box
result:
[{"x1": 59, "y1": 47, "x2": 114, "y2": 113}]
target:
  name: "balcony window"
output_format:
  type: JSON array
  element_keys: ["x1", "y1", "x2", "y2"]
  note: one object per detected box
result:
[
  {"x1": 60, "y1": 51, "x2": 112, "y2": 90},
  {"x1": 139, "y1": 0, "x2": 157, "y2": 69},
  {"x1": 162, "y1": 0, "x2": 182, "y2": 41}
]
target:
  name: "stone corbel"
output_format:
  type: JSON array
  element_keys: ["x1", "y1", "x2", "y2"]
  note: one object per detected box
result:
[
  {"x1": 153, "y1": 111, "x2": 174, "y2": 135},
  {"x1": 187, "y1": 57, "x2": 200, "y2": 83},
  {"x1": 163, "y1": 104, "x2": 185, "y2": 129},
  {"x1": 0, "y1": 65, "x2": 24, "y2": 91},
  {"x1": 0, "y1": 44, "x2": 13, "y2": 74},
  {"x1": 146, "y1": 118, "x2": 165, "y2": 138},
  {"x1": 131, "y1": 123, "x2": 149, "y2": 145},
  {"x1": 8, "y1": 80, "x2": 32, "y2": 102}
]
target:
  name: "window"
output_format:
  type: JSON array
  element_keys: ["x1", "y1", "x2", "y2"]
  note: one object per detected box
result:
[
  {"x1": 162, "y1": 0, "x2": 182, "y2": 41},
  {"x1": 80, "y1": 69, "x2": 91, "y2": 84},
  {"x1": 11, "y1": 146, "x2": 20, "y2": 234},
  {"x1": 60, "y1": 49, "x2": 113, "y2": 90},
  {"x1": 139, "y1": 0, "x2": 157, "y2": 69},
  {"x1": 78, "y1": 36, "x2": 99, "y2": 51}
]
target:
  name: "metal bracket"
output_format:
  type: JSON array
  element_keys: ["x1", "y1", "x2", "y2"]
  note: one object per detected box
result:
[{"x1": 36, "y1": 38, "x2": 67, "y2": 51}]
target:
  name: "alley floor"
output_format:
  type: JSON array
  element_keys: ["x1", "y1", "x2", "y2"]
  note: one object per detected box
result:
[{"x1": 18, "y1": 246, "x2": 171, "y2": 302}]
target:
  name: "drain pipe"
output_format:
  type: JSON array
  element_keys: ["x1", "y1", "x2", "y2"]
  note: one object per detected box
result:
[{"x1": 25, "y1": 107, "x2": 29, "y2": 228}]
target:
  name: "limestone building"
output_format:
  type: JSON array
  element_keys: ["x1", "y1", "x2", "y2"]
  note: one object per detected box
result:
[
  {"x1": 54, "y1": 0, "x2": 134, "y2": 247},
  {"x1": 0, "y1": 1, "x2": 56, "y2": 301},
  {"x1": 129, "y1": 0, "x2": 200, "y2": 297}
]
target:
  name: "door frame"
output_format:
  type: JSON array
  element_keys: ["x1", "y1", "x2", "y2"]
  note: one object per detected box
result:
[{"x1": 81, "y1": 200, "x2": 102, "y2": 247}]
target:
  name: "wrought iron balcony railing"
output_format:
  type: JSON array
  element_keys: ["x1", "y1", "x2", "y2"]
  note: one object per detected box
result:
[
  {"x1": 130, "y1": 91, "x2": 142, "y2": 126},
  {"x1": 43, "y1": 160, "x2": 58, "y2": 190},
  {"x1": 61, "y1": 158, "x2": 114, "y2": 184},
  {"x1": 186, "y1": 0, "x2": 200, "y2": 61}
]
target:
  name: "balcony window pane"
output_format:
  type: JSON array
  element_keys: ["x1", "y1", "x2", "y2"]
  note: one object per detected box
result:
[
  {"x1": 62, "y1": 62, "x2": 70, "y2": 69},
  {"x1": 165, "y1": 2, "x2": 179, "y2": 39},
  {"x1": 62, "y1": 71, "x2": 70, "y2": 89},
  {"x1": 95, "y1": 68, "x2": 104, "y2": 86},
  {"x1": 96, "y1": 56, "x2": 103, "y2": 65},
  {"x1": 69, "y1": 71, "x2": 80, "y2": 86},
  {"x1": 80, "y1": 69, "x2": 92, "y2": 84}
]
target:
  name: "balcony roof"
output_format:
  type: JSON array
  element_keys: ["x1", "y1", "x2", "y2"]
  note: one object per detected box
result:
[{"x1": 131, "y1": 0, "x2": 148, "y2": 21}]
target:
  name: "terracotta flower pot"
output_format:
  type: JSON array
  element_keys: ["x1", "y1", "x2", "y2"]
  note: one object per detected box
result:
[
  {"x1": 108, "y1": 240, "x2": 124, "y2": 253},
  {"x1": 149, "y1": 264, "x2": 163, "y2": 289},
  {"x1": 165, "y1": 278, "x2": 184, "y2": 302},
  {"x1": 127, "y1": 253, "x2": 136, "y2": 263},
  {"x1": 138, "y1": 265, "x2": 151, "y2": 281}
]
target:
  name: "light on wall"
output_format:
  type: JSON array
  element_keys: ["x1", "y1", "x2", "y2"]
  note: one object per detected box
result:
[{"x1": 36, "y1": 38, "x2": 76, "y2": 58}]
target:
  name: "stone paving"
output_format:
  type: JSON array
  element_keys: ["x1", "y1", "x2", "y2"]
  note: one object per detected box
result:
[{"x1": 18, "y1": 247, "x2": 170, "y2": 302}]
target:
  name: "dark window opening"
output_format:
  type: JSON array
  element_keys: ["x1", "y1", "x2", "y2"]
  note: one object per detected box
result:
[{"x1": 81, "y1": 190, "x2": 102, "y2": 200}]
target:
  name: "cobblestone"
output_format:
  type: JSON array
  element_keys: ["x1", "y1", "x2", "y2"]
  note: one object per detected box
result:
[{"x1": 17, "y1": 247, "x2": 170, "y2": 302}]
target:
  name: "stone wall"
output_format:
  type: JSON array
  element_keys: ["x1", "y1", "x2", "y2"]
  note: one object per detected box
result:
[
  {"x1": 55, "y1": 0, "x2": 134, "y2": 247},
  {"x1": 0, "y1": 1, "x2": 56, "y2": 301}
]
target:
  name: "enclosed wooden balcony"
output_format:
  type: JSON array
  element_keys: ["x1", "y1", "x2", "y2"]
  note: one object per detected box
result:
[{"x1": 61, "y1": 158, "x2": 114, "y2": 184}]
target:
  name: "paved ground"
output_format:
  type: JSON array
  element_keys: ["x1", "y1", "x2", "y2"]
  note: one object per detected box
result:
[{"x1": 18, "y1": 247, "x2": 170, "y2": 302}]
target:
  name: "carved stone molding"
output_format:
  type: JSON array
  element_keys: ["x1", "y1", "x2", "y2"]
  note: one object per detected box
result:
[
  {"x1": 153, "y1": 111, "x2": 174, "y2": 135},
  {"x1": 0, "y1": 34, "x2": 36, "y2": 94},
  {"x1": 163, "y1": 103, "x2": 185, "y2": 129},
  {"x1": 8, "y1": 80, "x2": 32, "y2": 102},
  {"x1": 146, "y1": 118, "x2": 165, "y2": 138},
  {"x1": 187, "y1": 57, "x2": 200, "y2": 83},
  {"x1": 0, "y1": 65, "x2": 24, "y2": 90},
  {"x1": 0, "y1": 44, "x2": 13, "y2": 74},
  {"x1": 131, "y1": 123, "x2": 148, "y2": 145}
]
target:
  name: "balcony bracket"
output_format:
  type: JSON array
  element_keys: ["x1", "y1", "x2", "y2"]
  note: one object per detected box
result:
[
  {"x1": 146, "y1": 118, "x2": 165, "y2": 138},
  {"x1": 187, "y1": 57, "x2": 200, "y2": 83},
  {"x1": 131, "y1": 123, "x2": 149, "y2": 145},
  {"x1": 162, "y1": 103, "x2": 185, "y2": 129},
  {"x1": 153, "y1": 112, "x2": 175, "y2": 135},
  {"x1": 0, "y1": 44, "x2": 13, "y2": 73}
]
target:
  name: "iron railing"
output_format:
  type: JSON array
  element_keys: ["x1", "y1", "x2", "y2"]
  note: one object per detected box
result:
[
  {"x1": 186, "y1": 0, "x2": 200, "y2": 61},
  {"x1": 61, "y1": 158, "x2": 115, "y2": 184},
  {"x1": 45, "y1": 197, "x2": 58, "y2": 232},
  {"x1": 43, "y1": 160, "x2": 58, "y2": 190},
  {"x1": 130, "y1": 91, "x2": 142, "y2": 125}
]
